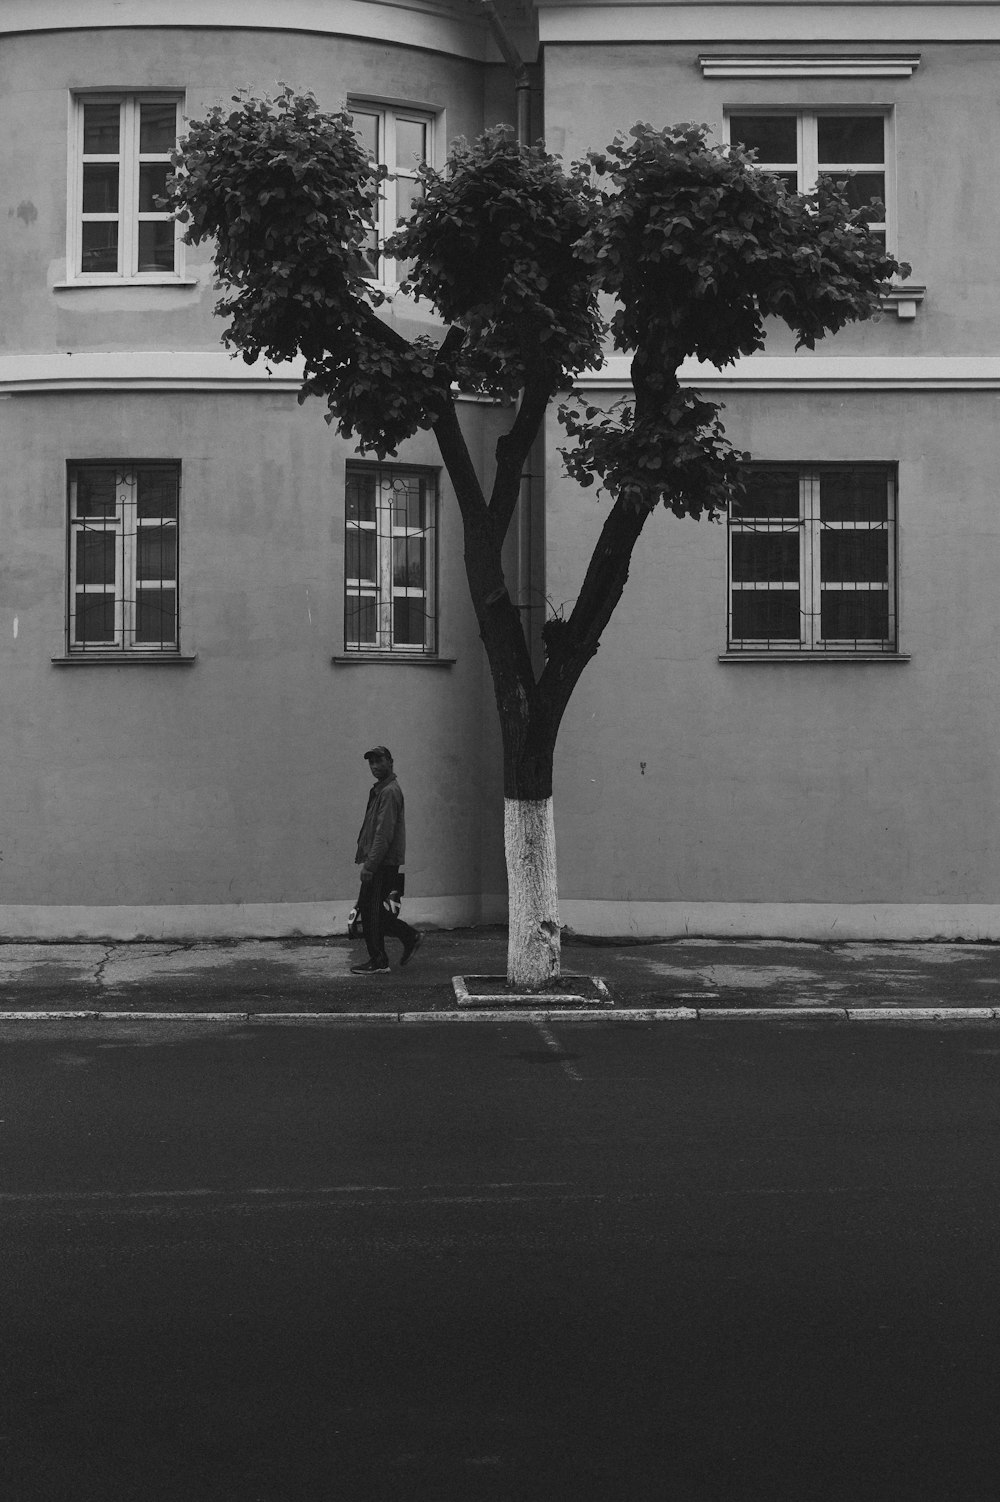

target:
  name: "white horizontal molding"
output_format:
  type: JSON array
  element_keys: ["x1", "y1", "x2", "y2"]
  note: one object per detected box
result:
[
  {"x1": 0, "y1": 0, "x2": 497, "y2": 61},
  {"x1": 0, "y1": 350, "x2": 493, "y2": 401},
  {"x1": 0, "y1": 350, "x2": 307, "y2": 393},
  {"x1": 699, "y1": 53, "x2": 921, "y2": 78},
  {"x1": 560, "y1": 900, "x2": 1000, "y2": 944},
  {"x1": 538, "y1": 4, "x2": 1000, "y2": 45},
  {"x1": 576, "y1": 354, "x2": 1000, "y2": 392}
]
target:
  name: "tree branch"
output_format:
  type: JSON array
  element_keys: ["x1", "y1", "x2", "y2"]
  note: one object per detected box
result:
[{"x1": 488, "y1": 375, "x2": 553, "y2": 539}]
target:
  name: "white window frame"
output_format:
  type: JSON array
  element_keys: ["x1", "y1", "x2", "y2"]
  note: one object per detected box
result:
[
  {"x1": 344, "y1": 464, "x2": 438, "y2": 655},
  {"x1": 727, "y1": 465, "x2": 897, "y2": 655},
  {"x1": 348, "y1": 100, "x2": 437, "y2": 285},
  {"x1": 723, "y1": 107, "x2": 895, "y2": 254},
  {"x1": 68, "y1": 92, "x2": 185, "y2": 284},
  {"x1": 67, "y1": 462, "x2": 181, "y2": 654}
]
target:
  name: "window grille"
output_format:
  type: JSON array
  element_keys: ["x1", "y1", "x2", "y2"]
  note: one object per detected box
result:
[
  {"x1": 68, "y1": 463, "x2": 180, "y2": 652},
  {"x1": 72, "y1": 94, "x2": 182, "y2": 280},
  {"x1": 345, "y1": 465, "x2": 438, "y2": 654},
  {"x1": 726, "y1": 110, "x2": 889, "y2": 248},
  {"x1": 728, "y1": 465, "x2": 897, "y2": 653}
]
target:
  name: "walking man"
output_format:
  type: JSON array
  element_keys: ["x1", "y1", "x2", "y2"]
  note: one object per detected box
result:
[{"x1": 351, "y1": 745, "x2": 422, "y2": 974}]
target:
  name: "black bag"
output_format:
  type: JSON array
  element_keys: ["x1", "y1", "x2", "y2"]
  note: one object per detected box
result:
[{"x1": 347, "y1": 871, "x2": 405, "y2": 936}]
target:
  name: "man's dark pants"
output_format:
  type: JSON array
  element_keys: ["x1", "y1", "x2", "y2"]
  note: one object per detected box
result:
[{"x1": 360, "y1": 864, "x2": 417, "y2": 960}]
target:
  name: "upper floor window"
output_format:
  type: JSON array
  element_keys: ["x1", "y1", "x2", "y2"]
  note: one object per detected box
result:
[
  {"x1": 345, "y1": 464, "x2": 438, "y2": 655},
  {"x1": 70, "y1": 94, "x2": 183, "y2": 281},
  {"x1": 349, "y1": 102, "x2": 433, "y2": 283},
  {"x1": 68, "y1": 462, "x2": 181, "y2": 653},
  {"x1": 726, "y1": 110, "x2": 890, "y2": 249},
  {"x1": 728, "y1": 465, "x2": 897, "y2": 654}
]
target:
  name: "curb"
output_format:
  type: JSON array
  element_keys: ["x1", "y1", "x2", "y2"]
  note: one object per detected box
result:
[{"x1": 1, "y1": 1006, "x2": 1000, "y2": 1024}]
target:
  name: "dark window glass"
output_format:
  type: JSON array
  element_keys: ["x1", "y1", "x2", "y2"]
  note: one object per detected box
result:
[
  {"x1": 81, "y1": 222, "x2": 118, "y2": 273},
  {"x1": 393, "y1": 598, "x2": 426, "y2": 646},
  {"x1": 136, "y1": 468, "x2": 179, "y2": 519},
  {"x1": 76, "y1": 530, "x2": 116, "y2": 586},
  {"x1": 733, "y1": 469, "x2": 800, "y2": 520},
  {"x1": 820, "y1": 532, "x2": 888, "y2": 584},
  {"x1": 731, "y1": 532, "x2": 799, "y2": 584},
  {"x1": 817, "y1": 115, "x2": 884, "y2": 164},
  {"x1": 83, "y1": 102, "x2": 120, "y2": 155},
  {"x1": 818, "y1": 172, "x2": 885, "y2": 220},
  {"x1": 820, "y1": 591, "x2": 889, "y2": 640},
  {"x1": 139, "y1": 163, "x2": 170, "y2": 213},
  {"x1": 74, "y1": 594, "x2": 115, "y2": 643},
  {"x1": 137, "y1": 220, "x2": 174, "y2": 273},
  {"x1": 137, "y1": 526, "x2": 177, "y2": 582},
  {"x1": 392, "y1": 479, "x2": 425, "y2": 531},
  {"x1": 75, "y1": 469, "x2": 118, "y2": 518},
  {"x1": 728, "y1": 114, "x2": 797, "y2": 163},
  {"x1": 346, "y1": 596, "x2": 377, "y2": 646},
  {"x1": 731, "y1": 590, "x2": 800, "y2": 640},
  {"x1": 346, "y1": 471, "x2": 377, "y2": 524},
  {"x1": 139, "y1": 103, "x2": 176, "y2": 154},
  {"x1": 346, "y1": 529, "x2": 376, "y2": 582},
  {"x1": 393, "y1": 536, "x2": 426, "y2": 589},
  {"x1": 83, "y1": 163, "x2": 119, "y2": 213},
  {"x1": 135, "y1": 588, "x2": 177, "y2": 644},
  {"x1": 820, "y1": 470, "x2": 889, "y2": 523}
]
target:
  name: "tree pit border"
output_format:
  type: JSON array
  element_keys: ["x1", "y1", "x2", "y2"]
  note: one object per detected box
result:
[{"x1": 452, "y1": 974, "x2": 614, "y2": 1009}]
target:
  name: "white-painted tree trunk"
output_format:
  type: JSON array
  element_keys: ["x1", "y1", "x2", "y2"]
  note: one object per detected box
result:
[{"x1": 505, "y1": 796, "x2": 561, "y2": 990}]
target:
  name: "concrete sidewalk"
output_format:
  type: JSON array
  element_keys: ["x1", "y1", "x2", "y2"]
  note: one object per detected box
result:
[{"x1": 0, "y1": 928, "x2": 998, "y2": 1016}]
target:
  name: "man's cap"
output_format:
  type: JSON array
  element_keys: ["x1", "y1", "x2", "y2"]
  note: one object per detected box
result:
[{"x1": 364, "y1": 745, "x2": 393, "y2": 762}]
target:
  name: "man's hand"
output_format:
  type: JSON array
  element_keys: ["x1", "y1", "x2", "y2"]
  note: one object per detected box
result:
[{"x1": 360, "y1": 868, "x2": 374, "y2": 883}]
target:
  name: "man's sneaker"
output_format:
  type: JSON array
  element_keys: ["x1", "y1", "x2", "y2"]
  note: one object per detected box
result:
[
  {"x1": 399, "y1": 931, "x2": 423, "y2": 967},
  {"x1": 351, "y1": 955, "x2": 390, "y2": 974}
]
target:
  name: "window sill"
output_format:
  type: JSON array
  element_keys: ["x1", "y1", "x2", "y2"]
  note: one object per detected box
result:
[
  {"x1": 52, "y1": 653, "x2": 197, "y2": 666},
  {"x1": 53, "y1": 278, "x2": 199, "y2": 291},
  {"x1": 719, "y1": 652, "x2": 910, "y2": 664},
  {"x1": 331, "y1": 654, "x2": 455, "y2": 667}
]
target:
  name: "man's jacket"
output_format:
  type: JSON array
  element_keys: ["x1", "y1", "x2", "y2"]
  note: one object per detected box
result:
[{"x1": 355, "y1": 773, "x2": 406, "y2": 876}]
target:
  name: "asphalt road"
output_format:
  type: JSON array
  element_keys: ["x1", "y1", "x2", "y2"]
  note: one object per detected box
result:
[{"x1": 2, "y1": 1016, "x2": 1000, "y2": 1501}]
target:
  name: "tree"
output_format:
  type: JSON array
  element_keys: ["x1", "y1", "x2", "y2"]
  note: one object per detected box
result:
[{"x1": 167, "y1": 91, "x2": 907, "y2": 989}]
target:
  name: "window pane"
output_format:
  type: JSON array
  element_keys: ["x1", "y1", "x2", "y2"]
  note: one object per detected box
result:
[
  {"x1": 818, "y1": 172, "x2": 885, "y2": 219},
  {"x1": 728, "y1": 114, "x2": 797, "y2": 163},
  {"x1": 734, "y1": 469, "x2": 800, "y2": 520},
  {"x1": 346, "y1": 594, "x2": 377, "y2": 646},
  {"x1": 136, "y1": 467, "x2": 178, "y2": 519},
  {"x1": 395, "y1": 176, "x2": 423, "y2": 224},
  {"x1": 76, "y1": 530, "x2": 116, "y2": 586},
  {"x1": 820, "y1": 590, "x2": 889, "y2": 640},
  {"x1": 139, "y1": 163, "x2": 170, "y2": 212},
  {"x1": 138, "y1": 220, "x2": 175, "y2": 273},
  {"x1": 731, "y1": 590, "x2": 800, "y2": 641},
  {"x1": 139, "y1": 102, "x2": 177, "y2": 154},
  {"x1": 393, "y1": 598, "x2": 426, "y2": 646},
  {"x1": 83, "y1": 162, "x2": 119, "y2": 213},
  {"x1": 395, "y1": 118, "x2": 427, "y2": 167},
  {"x1": 393, "y1": 536, "x2": 426, "y2": 589},
  {"x1": 352, "y1": 111, "x2": 379, "y2": 160},
  {"x1": 820, "y1": 470, "x2": 889, "y2": 523},
  {"x1": 135, "y1": 587, "x2": 177, "y2": 644},
  {"x1": 74, "y1": 593, "x2": 115, "y2": 644},
  {"x1": 821, "y1": 532, "x2": 888, "y2": 584},
  {"x1": 346, "y1": 527, "x2": 376, "y2": 582},
  {"x1": 818, "y1": 115, "x2": 884, "y2": 165},
  {"x1": 81, "y1": 221, "x2": 118, "y2": 273},
  {"x1": 391, "y1": 478, "x2": 425, "y2": 529},
  {"x1": 74, "y1": 468, "x2": 118, "y2": 518},
  {"x1": 137, "y1": 525, "x2": 177, "y2": 582},
  {"x1": 346, "y1": 471, "x2": 376, "y2": 523},
  {"x1": 732, "y1": 532, "x2": 799, "y2": 583},
  {"x1": 83, "y1": 102, "x2": 120, "y2": 155}
]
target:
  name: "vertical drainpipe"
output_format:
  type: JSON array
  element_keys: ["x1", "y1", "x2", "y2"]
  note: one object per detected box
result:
[{"x1": 477, "y1": 0, "x2": 542, "y2": 668}]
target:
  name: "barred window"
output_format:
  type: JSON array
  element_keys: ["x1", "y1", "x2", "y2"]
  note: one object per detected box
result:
[
  {"x1": 345, "y1": 465, "x2": 438, "y2": 654},
  {"x1": 726, "y1": 110, "x2": 890, "y2": 248},
  {"x1": 68, "y1": 463, "x2": 180, "y2": 653},
  {"x1": 728, "y1": 465, "x2": 897, "y2": 653},
  {"x1": 70, "y1": 94, "x2": 183, "y2": 281}
]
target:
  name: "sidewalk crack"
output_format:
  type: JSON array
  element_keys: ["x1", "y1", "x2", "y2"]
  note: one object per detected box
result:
[{"x1": 93, "y1": 945, "x2": 116, "y2": 988}]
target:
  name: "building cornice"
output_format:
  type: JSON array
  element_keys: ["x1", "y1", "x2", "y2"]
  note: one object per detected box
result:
[
  {"x1": 698, "y1": 53, "x2": 922, "y2": 77},
  {"x1": 0, "y1": 0, "x2": 524, "y2": 63},
  {"x1": 537, "y1": 4, "x2": 1000, "y2": 45},
  {"x1": 575, "y1": 354, "x2": 1000, "y2": 390}
]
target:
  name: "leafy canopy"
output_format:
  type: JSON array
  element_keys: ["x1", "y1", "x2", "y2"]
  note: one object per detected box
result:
[{"x1": 167, "y1": 97, "x2": 907, "y2": 508}]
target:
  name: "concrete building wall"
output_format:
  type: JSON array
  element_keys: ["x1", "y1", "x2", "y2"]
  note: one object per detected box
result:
[
  {"x1": 541, "y1": 5, "x2": 1000, "y2": 937},
  {"x1": 0, "y1": 7, "x2": 517, "y2": 937}
]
